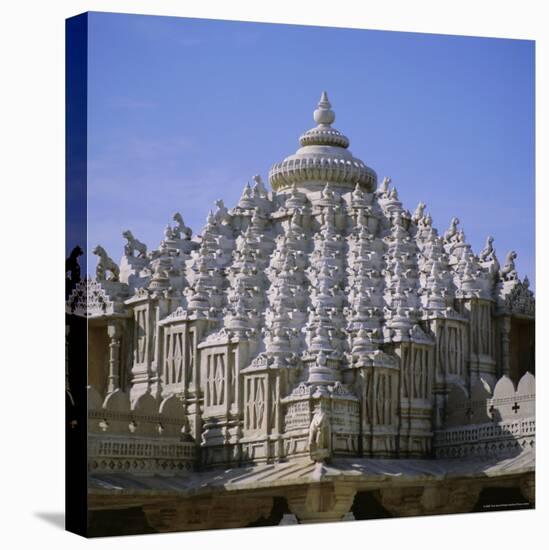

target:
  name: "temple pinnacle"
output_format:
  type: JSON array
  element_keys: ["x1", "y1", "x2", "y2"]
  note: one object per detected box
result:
[{"x1": 314, "y1": 90, "x2": 335, "y2": 125}]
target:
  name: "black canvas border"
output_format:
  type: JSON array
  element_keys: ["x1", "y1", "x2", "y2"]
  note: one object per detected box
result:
[{"x1": 65, "y1": 12, "x2": 89, "y2": 538}]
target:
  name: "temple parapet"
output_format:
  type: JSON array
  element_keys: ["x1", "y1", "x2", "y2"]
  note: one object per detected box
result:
[{"x1": 434, "y1": 372, "x2": 535, "y2": 458}]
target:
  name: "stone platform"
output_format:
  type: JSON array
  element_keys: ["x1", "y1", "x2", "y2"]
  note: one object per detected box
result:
[{"x1": 89, "y1": 450, "x2": 534, "y2": 530}]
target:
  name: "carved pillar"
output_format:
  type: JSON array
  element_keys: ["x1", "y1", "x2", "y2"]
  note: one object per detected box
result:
[
  {"x1": 150, "y1": 298, "x2": 170, "y2": 399},
  {"x1": 187, "y1": 319, "x2": 208, "y2": 443},
  {"x1": 128, "y1": 300, "x2": 153, "y2": 402},
  {"x1": 499, "y1": 316, "x2": 511, "y2": 377},
  {"x1": 287, "y1": 483, "x2": 356, "y2": 523},
  {"x1": 107, "y1": 321, "x2": 121, "y2": 393}
]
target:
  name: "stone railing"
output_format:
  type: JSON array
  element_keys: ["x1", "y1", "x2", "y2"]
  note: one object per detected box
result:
[
  {"x1": 88, "y1": 434, "x2": 195, "y2": 474},
  {"x1": 434, "y1": 418, "x2": 535, "y2": 458},
  {"x1": 434, "y1": 372, "x2": 535, "y2": 458},
  {"x1": 87, "y1": 386, "x2": 196, "y2": 474}
]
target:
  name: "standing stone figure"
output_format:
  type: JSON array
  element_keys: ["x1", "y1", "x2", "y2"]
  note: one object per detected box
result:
[{"x1": 308, "y1": 410, "x2": 331, "y2": 462}]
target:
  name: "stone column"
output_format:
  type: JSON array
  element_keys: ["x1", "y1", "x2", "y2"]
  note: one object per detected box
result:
[
  {"x1": 287, "y1": 483, "x2": 356, "y2": 524},
  {"x1": 107, "y1": 321, "x2": 121, "y2": 393}
]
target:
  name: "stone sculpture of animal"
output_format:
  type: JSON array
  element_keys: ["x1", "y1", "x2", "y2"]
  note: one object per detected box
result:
[
  {"x1": 172, "y1": 213, "x2": 192, "y2": 240},
  {"x1": 500, "y1": 250, "x2": 518, "y2": 281},
  {"x1": 443, "y1": 217, "x2": 460, "y2": 243},
  {"x1": 479, "y1": 235, "x2": 496, "y2": 263},
  {"x1": 92, "y1": 245, "x2": 120, "y2": 281},
  {"x1": 122, "y1": 230, "x2": 147, "y2": 258}
]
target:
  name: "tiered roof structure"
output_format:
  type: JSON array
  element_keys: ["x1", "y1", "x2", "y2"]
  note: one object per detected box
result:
[{"x1": 67, "y1": 93, "x2": 535, "y2": 529}]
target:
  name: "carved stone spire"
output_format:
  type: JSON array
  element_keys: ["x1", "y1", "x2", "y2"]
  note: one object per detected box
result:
[{"x1": 269, "y1": 92, "x2": 377, "y2": 193}]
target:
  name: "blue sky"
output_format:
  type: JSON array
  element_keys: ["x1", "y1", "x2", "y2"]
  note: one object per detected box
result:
[{"x1": 86, "y1": 12, "x2": 535, "y2": 287}]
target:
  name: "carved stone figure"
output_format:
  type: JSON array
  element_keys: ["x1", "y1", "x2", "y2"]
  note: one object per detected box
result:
[
  {"x1": 479, "y1": 235, "x2": 496, "y2": 262},
  {"x1": 172, "y1": 212, "x2": 193, "y2": 239},
  {"x1": 122, "y1": 230, "x2": 147, "y2": 258},
  {"x1": 500, "y1": 250, "x2": 518, "y2": 281},
  {"x1": 308, "y1": 409, "x2": 331, "y2": 462},
  {"x1": 213, "y1": 200, "x2": 230, "y2": 225},
  {"x1": 92, "y1": 245, "x2": 120, "y2": 281},
  {"x1": 443, "y1": 217, "x2": 460, "y2": 243}
]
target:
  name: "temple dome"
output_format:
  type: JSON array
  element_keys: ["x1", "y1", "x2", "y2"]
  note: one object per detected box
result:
[{"x1": 269, "y1": 91, "x2": 377, "y2": 193}]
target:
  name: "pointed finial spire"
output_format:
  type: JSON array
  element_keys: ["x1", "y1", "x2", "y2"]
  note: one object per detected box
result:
[
  {"x1": 314, "y1": 91, "x2": 335, "y2": 126},
  {"x1": 319, "y1": 90, "x2": 330, "y2": 107}
]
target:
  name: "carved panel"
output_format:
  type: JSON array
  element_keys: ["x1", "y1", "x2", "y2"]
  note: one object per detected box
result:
[
  {"x1": 401, "y1": 344, "x2": 431, "y2": 400},
  {"x1": 164, "y1": 329, "x2": 184, "y2": 386},
  {"x1": 245, "y1": 375, "x2": 267, "y2": 432},
  {"x1": 362, "y1": 370, "x2": 398, "y2": 427},
  {"x1": 447, "y1": 326, "x2": 460, "y2": 376},
  {"x1": 285, "y1": 401, "x2": 310, "y2": 431},
  {"x1": 187, "y1": 327, "x2": 196, "y2": 389},
  {"x1": 204, "y1": 349, "x2": 228, "y2": 410},
  {"x1": 376, "y1": 372, "x2": 396, "y2": 425}
]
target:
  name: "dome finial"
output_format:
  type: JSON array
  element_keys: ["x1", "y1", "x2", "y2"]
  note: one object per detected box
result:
[
  {"x1": 314, "y1": 91, "x2": 335, "y2": 125},
  {"x1": 319, "y1": 91, "x2": 330, "y2": 107}
]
